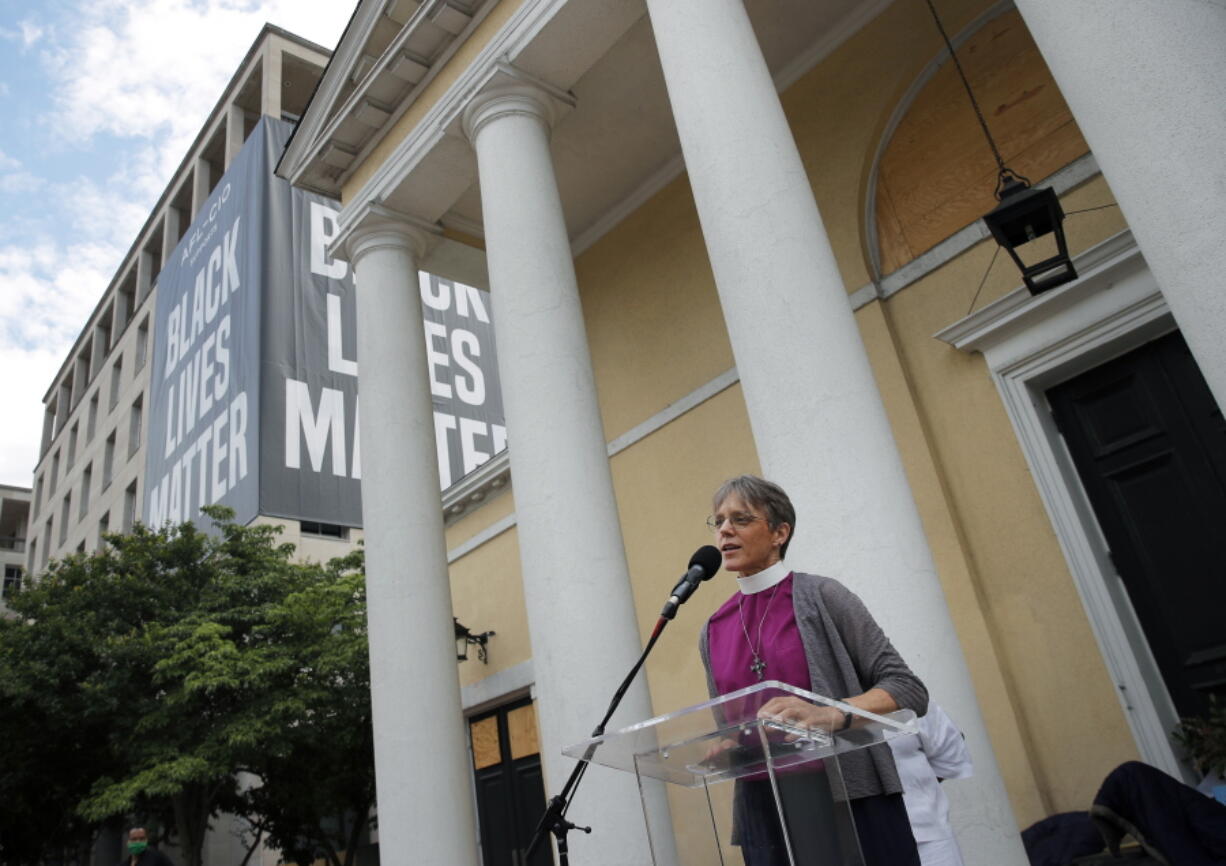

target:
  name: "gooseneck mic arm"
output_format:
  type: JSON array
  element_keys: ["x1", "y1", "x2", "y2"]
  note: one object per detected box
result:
[{"x1": 526, "y1": 545, "x2": 722, "y2": 864}]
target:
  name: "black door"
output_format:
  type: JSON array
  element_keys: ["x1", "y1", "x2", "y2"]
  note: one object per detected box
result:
[
  {"x1": 470, "y1": 698, "x2": 550, "y2": 866},
  {"x1": 1047, "y1": 330, "x2": 1226, "y2": 718}
]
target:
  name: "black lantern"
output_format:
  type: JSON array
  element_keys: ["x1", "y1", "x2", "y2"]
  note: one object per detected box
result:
[
  {"x1": 454, "y1": 617, "x2": 494, "y2": 664},
  {"x1": 923, "y1": 0, "x2": 1078, "y2": 297},
  {"x1": 983, "y1": 177, "x2": 1077, "y2": 296}
]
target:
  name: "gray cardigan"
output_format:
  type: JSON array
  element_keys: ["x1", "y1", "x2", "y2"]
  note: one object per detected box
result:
[{"x1": 699, "y1": 572, "x2": 928, "y2": 799}]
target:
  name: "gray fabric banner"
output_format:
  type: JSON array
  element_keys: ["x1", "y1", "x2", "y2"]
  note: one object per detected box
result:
[
  {"x1": 146, "y1": 116, "x2": 504, "y2": 530},
  {"x1": 143, "y1": 121, "x2": 266, "y2": 528}
]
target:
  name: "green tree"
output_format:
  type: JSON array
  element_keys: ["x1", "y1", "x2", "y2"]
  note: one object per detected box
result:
[
  {"x1": 231, "y1": 548, "x2": 376, "y2": 866},
  {"x1": 0, "y1": 509, "x2": 376, "y2": 866}
]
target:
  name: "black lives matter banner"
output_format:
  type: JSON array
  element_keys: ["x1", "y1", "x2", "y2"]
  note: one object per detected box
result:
[{"x1": 145, "y1": 117, "x2": 504, "y2": 529}]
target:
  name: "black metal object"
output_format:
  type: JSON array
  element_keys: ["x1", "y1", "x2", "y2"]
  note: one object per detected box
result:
[
  {"x1": 525, "y1": 617, "x2": 669, "y2": 864},
  {"x1": 924, "y1": 0, "x2": 1077, "y2": 295},
  {"x1": 455, "y1": 617, "x2": 495, "y2": 663},
  {"x1": 983, "y1": 177, "x2": 1077, "y2": 295}
]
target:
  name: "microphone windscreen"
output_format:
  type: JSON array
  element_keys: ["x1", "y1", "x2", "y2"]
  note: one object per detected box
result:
[{"x1": 689, "y1": 545, "x2": 723, "y2": 581}]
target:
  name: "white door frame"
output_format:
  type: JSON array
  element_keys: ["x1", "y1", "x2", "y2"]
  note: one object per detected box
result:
[{"x1": 936, "y1": 229, "x2": 1186, "y2": 778}]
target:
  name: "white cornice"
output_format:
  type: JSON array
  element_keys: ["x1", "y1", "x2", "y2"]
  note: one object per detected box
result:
[
  {"x1": 934, "y1": 228, "x2": 1139, "y2": 352},
  {"x1": 344, "y1": 0, "x2": 570, "y2": 216},
  {"x1": 278, "y1": 0, "x2": 388, "y2": 181},
  {"x1": 442, "y1": 449, "x2": 510, "y2": 522},
  {"x1": 281, "y1": 0, "x2": 498, "y2": 194}
]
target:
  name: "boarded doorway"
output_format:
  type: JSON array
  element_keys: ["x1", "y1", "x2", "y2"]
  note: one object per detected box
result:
[{"x1": 470, "y1": 697, "x2": 550, "y2": 866}]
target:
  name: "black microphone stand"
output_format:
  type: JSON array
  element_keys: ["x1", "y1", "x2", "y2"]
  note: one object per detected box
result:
[{"x1": 525, "y1": 614, "x2": 672, "y2": 865}]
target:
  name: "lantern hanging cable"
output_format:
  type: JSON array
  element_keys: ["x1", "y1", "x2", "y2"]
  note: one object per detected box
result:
[
  {"x1": 965, "y1": 243, "x2": 1002, "y2": 316},
  {"x1": 923, "y1": 0, "x2": 1029, "y2": 198}
]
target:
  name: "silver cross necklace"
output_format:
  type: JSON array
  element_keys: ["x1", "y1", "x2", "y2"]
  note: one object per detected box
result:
[{"x1": 737, "y1": 581, "x2": 783, "y2": 681}]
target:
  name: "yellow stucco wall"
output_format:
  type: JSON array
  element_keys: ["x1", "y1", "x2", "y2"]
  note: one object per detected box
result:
[
  {"x1": 442, "y1": 487, "x2": 535, "y2": 689},
  {"x1": 339, "y1": 0, "x2": 1148, "y2": 829}
]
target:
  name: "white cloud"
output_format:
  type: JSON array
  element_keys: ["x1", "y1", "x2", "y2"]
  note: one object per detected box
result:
[
  {"x1": 0, "y1": 344, "x2": 63, "y2": 485},
  {"x1": 43, "y1": 1, "x2": 348, "y2": 148},
  {"x1": 20, "y1": 20, "x2": 45, "y2": 48},
  {"x1": 0, "y1": 1, "x2": 351, "y2": 486}
]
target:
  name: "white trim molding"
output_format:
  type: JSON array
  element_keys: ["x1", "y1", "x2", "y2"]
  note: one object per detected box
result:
[{"x1": 936, "y1": 230, "x2": 1186, "y2": 778}]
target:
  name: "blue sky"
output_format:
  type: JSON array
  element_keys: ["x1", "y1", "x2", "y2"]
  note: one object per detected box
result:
[{"x1": 0, "y1": 1, "x2": 353, "y2": 485}]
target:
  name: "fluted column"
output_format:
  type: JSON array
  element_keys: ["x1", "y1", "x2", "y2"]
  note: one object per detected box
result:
[
  {"x1": 1015, "y1": 0, "x2": 1226, "y2": 410},
  {"x1": 346, "y1": 222, "x2": 479, "y2": 866},
  {"x1": 644, "y1": 0, "x2": 1027, "y2": 862},
  {"x1": 463, "y1": 85, "x2": 674, "y2": 866}
]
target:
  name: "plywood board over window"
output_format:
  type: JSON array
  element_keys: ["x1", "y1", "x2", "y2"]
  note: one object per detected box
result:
[{"x1": 874, "y1": 10, "x2": 1089, "y2": 276}]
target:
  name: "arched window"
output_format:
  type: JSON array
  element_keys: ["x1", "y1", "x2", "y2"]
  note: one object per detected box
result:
[{"x1": 871, "y1": 9, "x2": 1088, "y2": 278}]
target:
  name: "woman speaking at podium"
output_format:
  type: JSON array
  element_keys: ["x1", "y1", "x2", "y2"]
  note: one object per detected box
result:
[{"x1": 699, "y1": 475, "x2": 927, "y2": 866}]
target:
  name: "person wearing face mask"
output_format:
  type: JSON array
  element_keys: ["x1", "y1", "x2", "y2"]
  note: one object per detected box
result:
[
  {"x1": 699, "y1": 474, "x2": 928, "y2": 866},
  {"x1": 118, "y1": 827, "x2": 175, "y2": 866}
]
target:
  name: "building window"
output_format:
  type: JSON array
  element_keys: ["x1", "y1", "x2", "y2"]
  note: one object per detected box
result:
[
  {"x1": 123, "y1": 480, "x2": 138, "y2": 532},
  {"x1": 98, "y1": 512, "x2": 110, "y2": 548},
  {"x1": 26, "y1": 539, "x2": 37, "y2": 575},
  {"x1": 109, "y1": 356, "x2": 124, "y2": 410},
  {"x1": 3, "y1": 565, "x2": 21, "y2": 598},
  {"x1": 49, "y1": 450, "x2": 60, "y2": 495},
  {"x1": 79, "y1": 463, "x2": 93, "y2": 519},
  {"x1": 87, "y1": 392, "x2": 99, "y2": 439},
  {"x1": 299, "y1": 521, "x2": 349, "y2": 540},
  {"x1": 41, "y1": 518, "x2": 52, "y2": 568},
  {"x1": 103, "y1": 431, "x2": 116, "y2": 489},
  {"x1": 128, "y1": 394, "x2": 143, "y2": 457},
  {"x1": 67, "y1": 422, "x2": 78, "y2": 467},
  {"x1": 136, "y1": 317, "x2": 150, "y2": 370},
  {"x1": 59, "y1": 494, "x2": 71, "y2": 545},
  {"x1": 33, "y1": 475, "x2": 43, "y2": 520}
]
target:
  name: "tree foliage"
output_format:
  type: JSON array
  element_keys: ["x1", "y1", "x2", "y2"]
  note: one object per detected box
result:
[{"x1": 0, "y1": 510, "x2": 375, "y2": 866}]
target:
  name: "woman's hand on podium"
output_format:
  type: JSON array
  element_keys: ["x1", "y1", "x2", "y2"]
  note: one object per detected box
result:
[{"x1": 757, "y1": 696, "x2": 843, "y2": 738}]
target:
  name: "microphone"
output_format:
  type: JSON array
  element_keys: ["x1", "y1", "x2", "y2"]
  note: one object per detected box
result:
[{"x1": 660, "y1": 545, "x2": 723, "y2": 620}]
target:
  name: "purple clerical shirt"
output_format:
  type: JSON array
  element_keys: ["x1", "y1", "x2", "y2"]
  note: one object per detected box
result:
[{"x1": 708, "y1": 571, "x2": 811, "y2": 697}]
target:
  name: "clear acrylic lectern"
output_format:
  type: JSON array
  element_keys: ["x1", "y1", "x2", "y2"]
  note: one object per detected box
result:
[{"x1": 562, "y1": 681, "x2": 917, "y2": 866}]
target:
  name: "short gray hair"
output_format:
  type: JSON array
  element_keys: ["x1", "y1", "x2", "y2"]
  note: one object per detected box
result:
[{"x1": 712, "y1": 475, "x2": 795, "y2": 558}]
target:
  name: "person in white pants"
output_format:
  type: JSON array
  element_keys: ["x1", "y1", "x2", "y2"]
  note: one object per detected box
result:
[{"x1": 888, "y1": 701, "x2": 974, "y2": 866}]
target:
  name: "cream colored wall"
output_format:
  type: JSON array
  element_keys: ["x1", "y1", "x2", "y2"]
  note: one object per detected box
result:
[
  {"x1": 575, "y1": 173, "x2": 735, "y2": 441},
  {"x1": 442, "y1": 488, "x2": 534, "y2": 689}
]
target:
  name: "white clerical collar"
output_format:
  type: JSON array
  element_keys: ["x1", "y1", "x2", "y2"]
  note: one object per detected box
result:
[{"x1": 737, "y1": 560, "x2": 790, "y2": 594}]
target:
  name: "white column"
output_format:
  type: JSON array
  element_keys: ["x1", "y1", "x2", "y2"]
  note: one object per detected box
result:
[
  {"x1": 1015, "y1": 0, "x2": 1226, "y2": 410},
  {"x1": 644, "y1": 1, "x2": 1028, "y2": 862},
  {"x1": 135, "y1": 249, "x2": 153, "y2": 305},
  {"x1": 463, "y1": 86, "x2": 675, "y2": 866},
  {"x1": 345, "y1": 222, "x2": 479, "y2": 866},
  {"x1": 191, "y1": 158, "x2": 211, "y2": 219},
  {"x1": 161, "y1": 207, "x2": 181, "y2": 268},
  {"x1": 261, "y1": 44, "x2": 283, "y2": 120},
  {"x1": 225, "y1": 104, "x2": 247, "y2": 169}
]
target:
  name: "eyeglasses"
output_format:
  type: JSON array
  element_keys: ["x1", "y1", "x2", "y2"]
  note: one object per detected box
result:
[{"x1": 706, "y1": 514, "x2": 764, "y2": 531}]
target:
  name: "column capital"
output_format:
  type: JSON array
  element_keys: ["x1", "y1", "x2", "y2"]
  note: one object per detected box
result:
[
  {"x1": 344, "y1": 215, "x2": 432, "y2": 266},
  {"x1": 461, "y1": 84, "x2": 555, "y2": 145}
]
